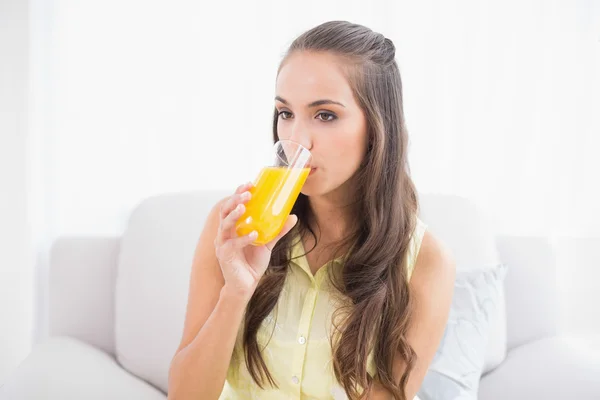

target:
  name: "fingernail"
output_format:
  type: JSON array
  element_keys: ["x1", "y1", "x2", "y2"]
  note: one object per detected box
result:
[
  {"x1": 243, "y1": 192, "x2": 251, "y2": 200},
  {"x1": 250, "y1": 231, "x2": 258, "y2": 238}
]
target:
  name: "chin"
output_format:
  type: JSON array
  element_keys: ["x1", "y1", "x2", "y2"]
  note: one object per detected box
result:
[
  {"x1": 300, "y1": 179, "x2": 333, "y2": 197},
  {"x1": 300, "y1": 179, "x2": 319, "y2": 197},
  {"x1": 300, "y1": 186, "x2": 316, "y2": 197}
]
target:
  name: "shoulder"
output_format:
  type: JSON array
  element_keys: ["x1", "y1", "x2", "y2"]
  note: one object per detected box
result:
[
  {"x1": 410, "y1": 229, "x2": 456, "y2": 301},
  {"x1": 390, "y1": 229, "x2": 456, "y2": 397}
]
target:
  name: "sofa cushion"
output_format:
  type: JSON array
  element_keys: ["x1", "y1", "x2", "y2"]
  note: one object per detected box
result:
[
  {"x1": 0, "y1": 336, "x2": 165, "y2": 400},
  {"x1": 479, "y1": 335, "x2": 600, "y2": 400},
  {"x1": 418, "y1": 264, "x2": 507, "y2": 400},
  {"x1": 419, "y1": 194, "x2": 507, "y2": 373}
]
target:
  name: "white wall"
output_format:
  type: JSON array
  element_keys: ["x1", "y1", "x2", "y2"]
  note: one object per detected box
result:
[
  {"x1": 0, "y1": 0, "x2": 34, "y2": 384},
  {"x1": 33, "y1": 0, "x2": 600, "y2": 240}
]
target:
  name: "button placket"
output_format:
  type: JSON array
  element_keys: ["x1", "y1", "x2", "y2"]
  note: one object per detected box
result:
[{"x1": 291, "y1": 285, "x2": 319, "y2": 394}]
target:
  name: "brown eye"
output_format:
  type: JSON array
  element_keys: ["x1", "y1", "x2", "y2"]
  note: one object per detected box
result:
[
  {"x1": 316, "y1": 112, "x2": 337, "y2": 122},
  {"x1": 278, "y1": 111, "x2": 293, "y2": 120}
]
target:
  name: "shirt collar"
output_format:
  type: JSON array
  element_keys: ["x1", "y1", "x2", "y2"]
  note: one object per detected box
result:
[{"x1": 288, "y1": 227, "x2": 346, "y2": 283}]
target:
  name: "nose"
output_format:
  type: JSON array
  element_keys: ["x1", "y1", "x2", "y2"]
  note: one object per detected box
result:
[{"x1": 288, "y1": 120, "x2": 313, "y2": 151}]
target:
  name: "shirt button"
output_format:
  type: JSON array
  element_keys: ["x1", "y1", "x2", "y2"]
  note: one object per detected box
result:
[
  {"x1": 292, "y1": 375, "x2": 299, "y2": 384},
  {"x1": 298, "y1": 336, "x2": 306, "y2": 345}
]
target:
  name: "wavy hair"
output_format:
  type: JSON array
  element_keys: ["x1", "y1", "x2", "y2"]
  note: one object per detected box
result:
[{"x1": 242, "y1": 20, "x2": 419, "y2": 400}]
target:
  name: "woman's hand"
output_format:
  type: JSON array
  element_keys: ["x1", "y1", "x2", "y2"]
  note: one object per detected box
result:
[{"x1": 214, "y1": 182, "x2": 298, "y2": 300}]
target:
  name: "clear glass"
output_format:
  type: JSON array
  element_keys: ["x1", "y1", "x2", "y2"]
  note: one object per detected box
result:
[{"x1": 235, "y1": 140, "x2": 312, "y2": 245}]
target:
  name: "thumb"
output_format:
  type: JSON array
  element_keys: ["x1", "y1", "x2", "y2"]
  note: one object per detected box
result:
[{"x1": 265, "y1": 214, "x2": 298, "y2": 251}]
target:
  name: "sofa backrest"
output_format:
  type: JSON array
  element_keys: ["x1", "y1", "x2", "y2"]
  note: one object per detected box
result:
[
  {"x1": 115, "y1": 191, "x2": 226, "y2": 393},
  {"x1": 49, "y1": 236, "x2": 121, "y2": 356},
  {"x1": 495, "y1": 235, "x2": 558, "y2": 350}
]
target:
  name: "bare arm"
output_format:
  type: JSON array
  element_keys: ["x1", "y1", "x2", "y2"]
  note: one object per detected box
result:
[
  {"x1": 168, "y1": 183, "x2": 298, "y2": 400},
  {"x1": 167, "y1": 199, "x2": 247, "y2": 400},
  {"x1": 369, "y1": 231, "x2": 456, "y2": 400}
]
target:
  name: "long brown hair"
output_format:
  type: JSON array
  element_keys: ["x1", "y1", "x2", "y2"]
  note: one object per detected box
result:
[{"x1": 243, "y1": 20, "x2": 419, "y2": 400}]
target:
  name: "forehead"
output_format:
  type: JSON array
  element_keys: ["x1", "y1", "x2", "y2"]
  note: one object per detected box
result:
[{"x1": 276, "y1": 51, "x2": 355, "y2": 105}]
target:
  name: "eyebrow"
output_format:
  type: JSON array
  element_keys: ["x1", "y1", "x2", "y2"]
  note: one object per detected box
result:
[{"x1": 275, "y1": 96, "x2": 346, "y2": 108}]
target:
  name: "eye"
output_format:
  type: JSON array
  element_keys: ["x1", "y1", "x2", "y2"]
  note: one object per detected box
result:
[
  {"x1": 278, "y1": 110, "x2": 293, "y2": 120},
  {"x1": 316, "y1": 111, "x2": 337, "y2": 122}
]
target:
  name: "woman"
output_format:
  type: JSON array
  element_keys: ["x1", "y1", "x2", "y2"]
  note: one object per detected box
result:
[{"x1": 168, "y1": 20, "x2": 455, "y2": 400}]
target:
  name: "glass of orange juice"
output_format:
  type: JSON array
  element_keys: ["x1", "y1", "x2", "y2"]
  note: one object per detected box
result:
[{"x1": 235, "y1": 140, "x2": 312, "y2": 245}]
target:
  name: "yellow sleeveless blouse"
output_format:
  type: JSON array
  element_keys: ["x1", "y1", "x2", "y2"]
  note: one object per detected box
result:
[{"x1": 219, "y1": 218, "x2": 428, "y2": 399}]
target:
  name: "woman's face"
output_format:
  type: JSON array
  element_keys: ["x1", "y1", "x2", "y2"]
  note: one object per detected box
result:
[{"x1": 275, "y1": 51, "x2": 368, "y2": 198}]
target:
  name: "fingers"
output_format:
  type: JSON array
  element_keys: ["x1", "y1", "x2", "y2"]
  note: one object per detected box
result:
[
  {"x1": 220, "y1": 230, "x2": 259, "y2": 257},
  {"x1": 265, "y1": 214, "x2": 298, "y2": 252},
  {"x1": 235, "y1": 181, "x2": 254, "y2": 195},
  {"x1": 221, "y1": 202, "x2": 247, "y2": 233},
  {"x1": 220, "y1": 184, "x2": 253, "y2": 220},
  {"x1": 216, "y1": 183, "x2": 254, "y2": 249}
]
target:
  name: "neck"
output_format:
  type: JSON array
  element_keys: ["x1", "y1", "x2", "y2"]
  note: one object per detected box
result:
[{"x1": 306, "y1": 180, "x2": 359, "y2": 243}]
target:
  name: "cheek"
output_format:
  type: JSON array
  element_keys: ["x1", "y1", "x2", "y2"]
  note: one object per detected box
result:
[
  {"x1": 327, "y1": 131, "x2": 367, "y2": 173},
  {"x1": 338, "y1": 119, "x2": 367, "y2": 158}
]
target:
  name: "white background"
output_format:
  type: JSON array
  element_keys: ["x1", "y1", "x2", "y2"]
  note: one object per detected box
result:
[{"x1": 1, "y1": 0, "x2": 599, "y2": 384}]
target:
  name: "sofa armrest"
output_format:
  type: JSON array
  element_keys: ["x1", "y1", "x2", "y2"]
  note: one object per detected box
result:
[
  {"x1": 49, "y1": 236, "x2": 120, "y2": 356},
  {"x1": 495, "y1": 235, "x2": 559, "y2": 351}
]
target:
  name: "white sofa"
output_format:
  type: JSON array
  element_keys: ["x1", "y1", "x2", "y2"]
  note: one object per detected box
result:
[{"x1": 1, "y1": 191, "x2": 599, "y2": 399}]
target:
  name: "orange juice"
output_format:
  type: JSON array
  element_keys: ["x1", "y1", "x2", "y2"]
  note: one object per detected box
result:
[{"x1": 236, "y1": 166, "x2": 310, "y2": 245}]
